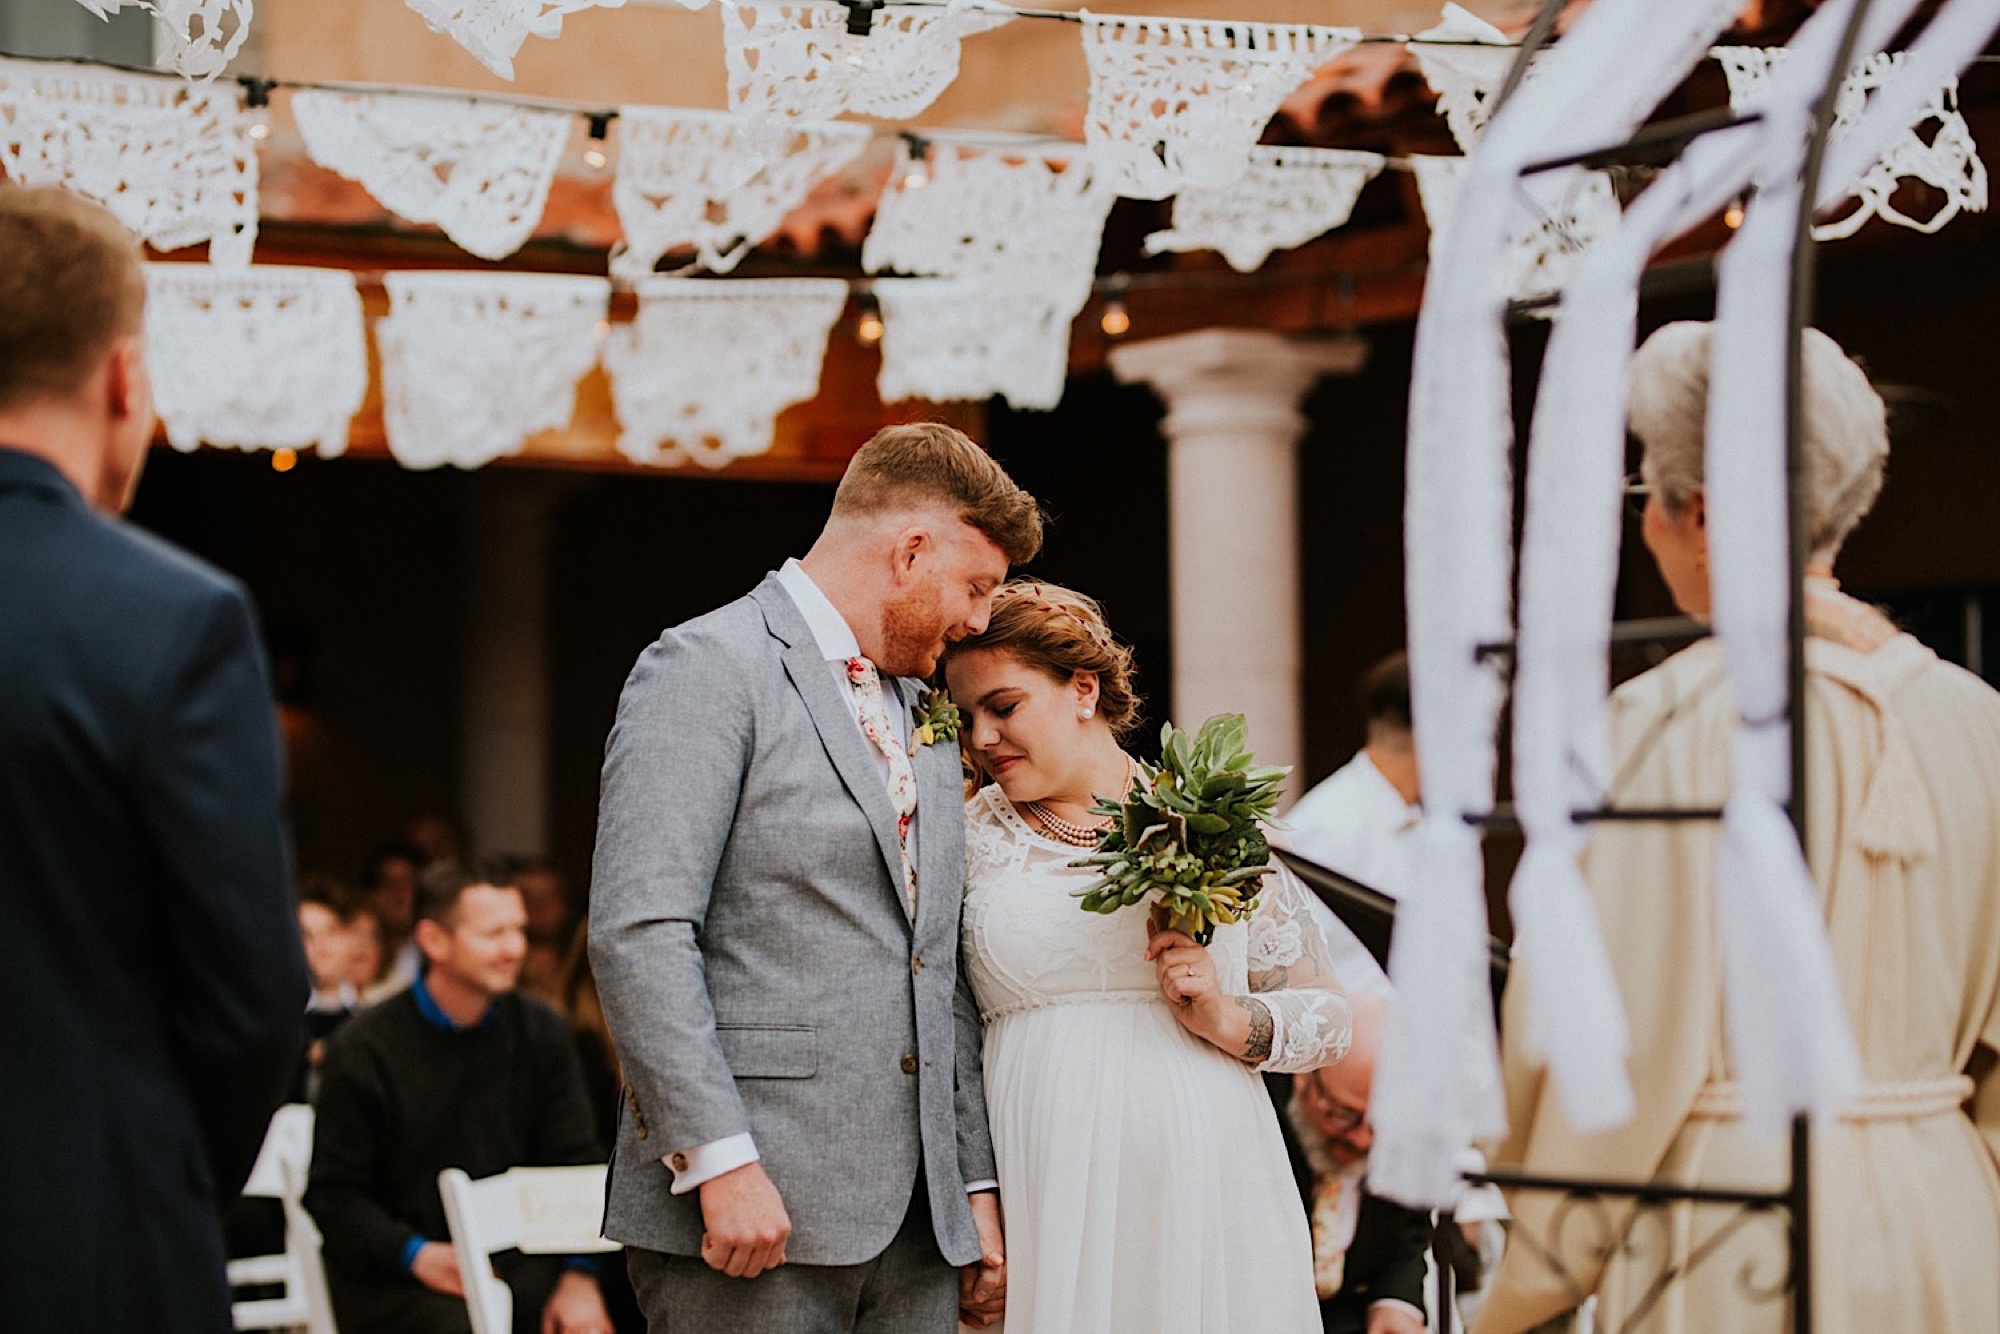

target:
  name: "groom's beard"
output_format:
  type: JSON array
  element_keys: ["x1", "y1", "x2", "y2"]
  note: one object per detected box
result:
[{"x1": 879, "y1": 582, "x2": 948, "y2": 678}]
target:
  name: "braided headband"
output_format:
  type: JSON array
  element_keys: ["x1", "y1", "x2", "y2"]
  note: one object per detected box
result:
[{"x1": 992, "y1": 583, "x2": 1121, "y2": 656}]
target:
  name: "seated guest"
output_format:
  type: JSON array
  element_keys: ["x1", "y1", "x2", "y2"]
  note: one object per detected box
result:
[
  {"x1": 513, "y1": 857, "x2": 577, "y2": 1007},
  {"x1": 345, "y1": 897, "x2": 395, "y2": 1005},
  {"x1": 1280, "y1": 995, "x2": 1431, "y2": 1334},
  {"x1": 295, "y1": 875, "x2": 362, "y2": 1102},
  {"x1": 360, "y1": 839, "x2": 424, "y2": 999},
  {"x1": 306, "y1": 858, "x2": 613, "y2": 1334}
]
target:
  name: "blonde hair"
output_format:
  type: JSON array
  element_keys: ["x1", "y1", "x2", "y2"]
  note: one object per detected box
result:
[
  {"x1": 945, "y1": 579, "x2": 1144, "y2": 737},
  {"x1": 1629, "y1": 321, "x2": 1888, "y2": 562},
  {"x1": 830, "y1": 422, "x2": 1044, "y2": 564},
  {"x1": 0, "y1": 187, "x2": 147, "y2": 411}
]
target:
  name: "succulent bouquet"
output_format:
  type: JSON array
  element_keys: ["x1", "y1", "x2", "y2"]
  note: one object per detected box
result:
[{"x1": 1071, "y1": 713, "x2": 1290, "y2": 945}]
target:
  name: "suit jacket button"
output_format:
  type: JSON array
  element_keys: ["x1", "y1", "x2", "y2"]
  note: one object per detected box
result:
[
  {"x1": 900, "y1": 1052, "x2": 919, "y2": 1075},
  {"x1": 627, "y1": 1089, "x2": 650, "y2": 1139},
  {"x1": 911, "y1": 955, "x2": 923, "y2": 975},
  {"x1": 670, "y1": 1152, "x2": 689, "y2": 1172}
]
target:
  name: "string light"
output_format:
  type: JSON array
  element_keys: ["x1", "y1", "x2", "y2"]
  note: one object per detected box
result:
[
  {"x1": 1723, "y1": 195, "x2": 1746, "y2": 229},
  {"x1": 242, "y1": 75, "x2": 272, "y2": 142},
  {"x1": 1099, "y1": 275, "x2": 1130, "y2": 338},
  {"x1": 583, "y1": 111, "x2": 612, "y2": 171},
  {"x1": 270, "y1": 447, "x2": 298, "y2": 473},
  {"x1": 854, "y1": 288, "x2": 884, "y2": 346},
  {"x1": 896, "y1": 134, "x2": 932, "y2": 191}
]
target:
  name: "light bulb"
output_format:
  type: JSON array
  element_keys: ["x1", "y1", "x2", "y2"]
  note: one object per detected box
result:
[
  {"x1": 1724, "y1": 197, "x2": 1746, "y2": 229},
  {"x1": 271, "y1": 447, "x2": 298, "y2": 473},
  {"x1": 1099, "y1": 298, "x2": 1130, "y2": 338},
  {"x1": 583, "y1": 145, "x2": 608, "y2": 170},
  {"x1": 857, "y1": 311, "x2": 885, "y2": 345}
]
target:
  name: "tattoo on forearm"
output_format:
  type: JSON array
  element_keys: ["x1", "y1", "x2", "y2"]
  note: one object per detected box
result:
[{"x1": 1235, "y1": 996, "x2": 1274, "y2": 1064}]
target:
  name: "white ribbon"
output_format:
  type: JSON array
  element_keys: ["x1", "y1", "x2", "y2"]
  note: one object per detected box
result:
[
  {"x1": 1376, "y1": 0, "x2": 1744, "y2": 1209},
  {"x1": 1703, "y1": 0, "x2": 1991, "y2": 1137},
  {"x1": 1506, "y1": 52, "x2": 1780, "y2": 1139}
]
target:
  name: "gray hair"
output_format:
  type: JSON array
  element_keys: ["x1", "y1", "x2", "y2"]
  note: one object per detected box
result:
[{"x1": 1628, "y1": 320, "x2": 1888, "y2": 563}]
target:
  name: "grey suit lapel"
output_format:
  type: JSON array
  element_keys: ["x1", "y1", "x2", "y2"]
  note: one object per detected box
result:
[
  {"x1": 754, "y1": 577, "x2": 912, "y2": 921},
  {"x1": 908, "y1": 687, "x2": 963, "y2": 929}
]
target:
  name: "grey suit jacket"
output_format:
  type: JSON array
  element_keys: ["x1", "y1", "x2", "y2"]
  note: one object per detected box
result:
[{"x1": 589, "y1": 573, "x2": 993, "y2": 1268}]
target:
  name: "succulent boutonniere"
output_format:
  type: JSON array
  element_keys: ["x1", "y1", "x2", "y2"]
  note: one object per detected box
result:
[{"x1": 910, "y1": 688, "x2": 962, "y2": 754}]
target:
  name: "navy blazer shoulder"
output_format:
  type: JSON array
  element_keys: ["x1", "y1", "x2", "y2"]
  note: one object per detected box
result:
[{"x1": 0, "y1": 446, "x2": 306, "y2": 1331}]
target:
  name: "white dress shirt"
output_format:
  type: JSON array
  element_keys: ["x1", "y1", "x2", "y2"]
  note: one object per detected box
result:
[{"x1": 1279, "y1": 750, "x2": 1422, "y2": 1000}]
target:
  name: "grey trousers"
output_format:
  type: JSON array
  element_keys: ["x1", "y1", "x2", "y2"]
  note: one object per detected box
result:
[{"x1": 627, "y1": 1173, "x2": 958, "y2": 1334}]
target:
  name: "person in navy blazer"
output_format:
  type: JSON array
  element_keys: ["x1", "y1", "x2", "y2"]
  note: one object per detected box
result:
[{"x1": 0, "y1": 187, "x2": 306, "y2": 1331}]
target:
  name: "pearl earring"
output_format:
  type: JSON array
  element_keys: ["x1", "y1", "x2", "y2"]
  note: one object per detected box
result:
[{"x1": 1079, "y1": 706, "x2": 1094, "y2": 720}]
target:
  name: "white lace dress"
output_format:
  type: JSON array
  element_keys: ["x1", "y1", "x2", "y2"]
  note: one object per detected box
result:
[{"x1": 961, "y1": 784, "x2": 1353, "y2": 1334}]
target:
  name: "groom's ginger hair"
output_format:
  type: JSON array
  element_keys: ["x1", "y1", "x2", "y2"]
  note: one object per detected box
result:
[{"x1": 830, "y1": 422, "x2": 1043, "y2": 565}]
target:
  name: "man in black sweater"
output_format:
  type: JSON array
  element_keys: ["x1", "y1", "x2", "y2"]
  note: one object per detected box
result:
[{"x1": 306, "y1": 859, "x2": 614, "y2": 1334}]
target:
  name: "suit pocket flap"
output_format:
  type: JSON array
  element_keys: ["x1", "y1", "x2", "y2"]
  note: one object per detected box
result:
[{"x1": 715, "y1": 1024, "x2": 818, "y2": 1079}]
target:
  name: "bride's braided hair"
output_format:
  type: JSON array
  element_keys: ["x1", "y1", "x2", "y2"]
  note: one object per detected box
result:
[{"x1": 948, "y1": 579, "x2": 1143, "y2": 739}]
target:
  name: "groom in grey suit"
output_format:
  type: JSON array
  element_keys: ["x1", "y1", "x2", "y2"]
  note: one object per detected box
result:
[{"x1": 590, "y1": 423, "x2": 1042, "y2": 1332}]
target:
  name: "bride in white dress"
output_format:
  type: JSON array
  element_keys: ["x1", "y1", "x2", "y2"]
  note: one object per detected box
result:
[{"x1": 942, "y1": 581, "x2": 1354, "y2": 1334}]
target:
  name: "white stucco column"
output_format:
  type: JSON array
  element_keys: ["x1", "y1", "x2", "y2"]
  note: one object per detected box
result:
[
  {"x1": 1110, "y1": 328, "x2": 1368, "y2": 780},
  {"x1": 459, "y1": 475, "x2": 558, "y2": 857}
]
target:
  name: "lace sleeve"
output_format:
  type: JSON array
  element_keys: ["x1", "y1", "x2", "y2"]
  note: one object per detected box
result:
[{"x1": 1244, "y1": 862, "x2": 1353, "y2": 1074}]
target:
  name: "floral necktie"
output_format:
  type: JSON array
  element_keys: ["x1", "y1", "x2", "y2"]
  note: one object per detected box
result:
[
  {"x1": 846, "y1": 657, "x2": 917, "y2": 910},
  {"x1": 1310, "y1": 1171, "x2": 1354, "y2": 1299}
]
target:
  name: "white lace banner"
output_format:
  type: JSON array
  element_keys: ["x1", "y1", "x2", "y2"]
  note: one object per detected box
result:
[
  {"x1": 723, "y1": 1, "x2": 1011, "y2": 121},
  {"x1": 1079, "y1": 13, "x2": 1360, "y2": 200},
  {"x1": 70, "y1": 0, "x2": 254, "y2": 81},
  {"x1": 291, "y1": 90, "x2": 570, "y2": 261},
  {"x1": 874, "y1": 277, "x2": 1071, "y2": 411},
  {"x1": 862, "y1": 135, "x2": 1114, "y2": 320},
  {"x1": 402, "y1": 0, "x2": 632, "y2": 80},
  {"x1": 376, "y1": 271, "x2": 609, "y2": 470},
  {"x1": 1409, "y1": 3, "x2": 1537, "y2": 151},
  {"x1": 144, "y1": 263, "x2": 367, "y2": 456},
  {"x1": 1412, "y1": 154, "x2": 1619, "y2": 312},
  {"x1": 603, "y1": 277, "x2": 848, "y2": 468},
  {"x1": 610, "y1": 107, "x2": 872, "y2": 281},
  {"x1": 0, "y1": 58, "x2": 258, "y2": 264},
  {"x1": 1716, "y1": 45, "x2": 1987, "y2": 239},
  {"x1": 1143, "y1": 145, "x2": 1384, "y2": 272}
]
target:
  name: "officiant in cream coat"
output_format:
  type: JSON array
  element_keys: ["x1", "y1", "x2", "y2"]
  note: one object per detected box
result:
[{"x1": 1475, "y1": 323, "x2": 2000, "y2": 1334}]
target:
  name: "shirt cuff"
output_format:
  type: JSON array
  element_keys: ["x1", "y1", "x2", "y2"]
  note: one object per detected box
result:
[
  {"x1": 399, "y1": 1235, "x2": 428, "y2": 1273},
  {"x1": 1371, "y1": 1297, "x2": 1425, "y2": 1326},
  {"x1": 664, "y1": 1132, "x2": 759, "y2": 1194},
  {"x1": 964, "y1": 1179, "x2": 999, "y2": 1194}
]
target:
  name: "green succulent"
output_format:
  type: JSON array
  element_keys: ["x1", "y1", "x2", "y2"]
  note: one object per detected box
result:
[{"x1": 1071, "y1": 713, "x2": 1289, "y2": 945}]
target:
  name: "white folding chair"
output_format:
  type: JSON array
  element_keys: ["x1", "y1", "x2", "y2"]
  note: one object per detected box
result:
[
  {"x1": 437, "y1": 1164, "x2": 617, "y2": 1334},
  {"x1": 230, "y1": 1104, "x2": 338, "y2": 1334}
]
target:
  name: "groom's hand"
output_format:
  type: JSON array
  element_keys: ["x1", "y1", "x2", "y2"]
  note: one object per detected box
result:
[
  {"x1": 698, "y1": 1162, "x2": 792, "y2": 1278},
  {"x1": 958, "y1": 1190, "x2": 1007, "y2": 1328}
]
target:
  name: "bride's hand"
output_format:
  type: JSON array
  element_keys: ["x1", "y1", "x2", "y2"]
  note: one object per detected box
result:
[
  {"x1": 1146, "y1": 926, "x2": 1273, "y2": 1064},
  {"x1": 1152, "y1": 928, "x2": 1208, "y2": 1012}
]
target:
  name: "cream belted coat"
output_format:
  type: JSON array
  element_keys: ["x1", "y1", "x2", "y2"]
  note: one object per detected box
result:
[{"x1": 1475, "y1": 635, "x2": 2000, "y2": 1334}]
